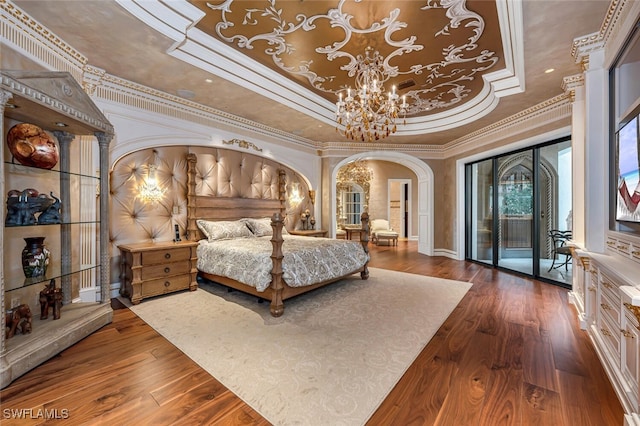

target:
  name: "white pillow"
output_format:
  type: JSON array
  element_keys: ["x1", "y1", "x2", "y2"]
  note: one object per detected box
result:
[
  {"x1": 196, "y1": 219, "x2": 253, "y2": 242},
  {"x1": 245, "y1": 217, "x2": 289, "y2": 237}
]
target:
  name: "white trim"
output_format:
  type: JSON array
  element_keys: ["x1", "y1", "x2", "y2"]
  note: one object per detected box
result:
[
  {"x1": 387, "y1": 179, "x2": 412, "y2": 239},
  {"x1": 434, "y1": 249, "x2": 458, "y2": 259}
]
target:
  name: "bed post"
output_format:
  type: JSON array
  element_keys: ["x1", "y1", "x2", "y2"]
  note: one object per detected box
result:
[
  {"x1": 186, "y1": 153, "x2": 198, "y2": 241},
  {"x1": 360, "y1": 212, "x2": 370, "y2": 280},
  {"x1": 278, "y1": 169, "x2": 286, "y2": 215},
  {"x1": 270, "y1": 212, "x2": 285, "y2": 317}
]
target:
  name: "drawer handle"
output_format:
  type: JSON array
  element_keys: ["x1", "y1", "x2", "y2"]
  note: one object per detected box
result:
[
  {"x1": 607, "y1": 241, "x2": 616, "y2": 246},
  {"x1": 602, "y1": 282, "x2": 613, "y2": 290},
  {"x1": 588, "y1": 286, "x2": 596, "y2": 292},
  {"x1": 164, "y1": 267, "x2": 170, "y2": 273},
  {"x1": 622, "y1": 329, "x2": 635, "y2": 338},
  {"x1": 601, "y1": 328, "x2": 611, "y2": 336},
  {"x1": 633, "y1": 251, "x2": 640, "y2": 257},
  {"x1": 601, "y1": 303, "x2": 611, "y2": 311},
  {"x1": 165, "y1": 253, "x2": 171, "y2": 259},
  {"x1": 164, "y1": 281, "x2": 170, "y2": 287}
]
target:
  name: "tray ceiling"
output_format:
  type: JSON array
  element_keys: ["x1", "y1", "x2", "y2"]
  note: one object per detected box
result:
[{"x1": 7, "y1": 0, "x2": 611, "y2": 146}]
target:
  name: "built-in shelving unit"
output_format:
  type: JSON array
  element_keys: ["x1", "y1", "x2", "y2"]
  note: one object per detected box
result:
[{"x1": 1, "y1": 70, "x2": 114, "y2": 388}]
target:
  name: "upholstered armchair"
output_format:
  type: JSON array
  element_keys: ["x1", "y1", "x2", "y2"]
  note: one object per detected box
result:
[{"x1": 370, "y1": 219, "x2": 397, "y2": 245}]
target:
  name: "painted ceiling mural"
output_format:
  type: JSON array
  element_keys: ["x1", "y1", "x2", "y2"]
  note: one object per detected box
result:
[{"x1": 190, "y1": 0, "x2": 505, "y2": 118}]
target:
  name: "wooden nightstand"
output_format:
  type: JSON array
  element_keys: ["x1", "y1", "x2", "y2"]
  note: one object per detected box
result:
[
  {"x1": 289, "y1": 229, "x2": 328, "y2": 238},
  {"x1": 119, "y1": 240, "x2": 198, "y2": 304}
]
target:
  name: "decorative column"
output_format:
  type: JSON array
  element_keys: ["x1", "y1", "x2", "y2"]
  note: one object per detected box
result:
[
  {"x1": 581, "y1": 45, "x2": 608, "y2": 253},
  {"x1": 53, "y1": 131, "x2": 75, "y2": 305},
  {"x1": 95, "y1": 132, "x2": 112, "y2": 304},
  {"x1": 563, "y1": 74, "x2": 586, "y2": 247},
  {"x1": 0, "y1": 90, "x2": 13, "y2": 355}
]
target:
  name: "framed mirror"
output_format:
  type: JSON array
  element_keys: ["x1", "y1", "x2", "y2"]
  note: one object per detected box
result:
[{"x1": 336, "y1": 160, "x2": 372, "y2": 229}]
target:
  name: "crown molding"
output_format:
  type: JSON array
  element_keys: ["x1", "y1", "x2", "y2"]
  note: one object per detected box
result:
[
  {"x1": 442, "y1": 94, "x2": 573, "y2": 158},
  {"x1": 571, "y1": 0, "x2": 640, "y2": 69}
]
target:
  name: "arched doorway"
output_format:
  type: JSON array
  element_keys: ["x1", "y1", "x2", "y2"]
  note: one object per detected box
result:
[{"x1": 331, "y1": 151, "x2": 434, "y2": 256}]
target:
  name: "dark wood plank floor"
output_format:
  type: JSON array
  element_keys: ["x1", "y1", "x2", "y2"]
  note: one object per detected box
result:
[{"x1": 1, "y1": 241, "x2": 624, "y2": 425}]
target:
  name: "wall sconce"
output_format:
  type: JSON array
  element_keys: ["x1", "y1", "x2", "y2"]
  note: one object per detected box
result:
[
  {"x1": 289, "y1": 177, "x2": 303, "y2": 205},
  {"x1": 308, "y1": 189, "x2": 316, "y2": 205},
  {"x1": 138, "y1": 164, "x2": 165, "y2": 203}
]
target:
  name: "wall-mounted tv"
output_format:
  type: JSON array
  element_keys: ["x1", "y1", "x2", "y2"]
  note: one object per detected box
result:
[{"x1": 616, "y1": 114, "x2": 640, "y2": 223}]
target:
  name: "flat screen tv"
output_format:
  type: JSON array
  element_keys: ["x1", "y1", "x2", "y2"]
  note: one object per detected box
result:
[{"x1": 616, "y1": 114, "x2": 640, "y2": 223}]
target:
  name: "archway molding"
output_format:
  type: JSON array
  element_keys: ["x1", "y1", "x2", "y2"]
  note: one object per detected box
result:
[{"x1": 330, "y1": 151, "x2": 434, "y2": 255}]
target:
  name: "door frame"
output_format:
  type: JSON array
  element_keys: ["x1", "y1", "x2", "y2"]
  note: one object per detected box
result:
[{"x1": 388, "y1": 178, "x2": 412, "y2": 238}]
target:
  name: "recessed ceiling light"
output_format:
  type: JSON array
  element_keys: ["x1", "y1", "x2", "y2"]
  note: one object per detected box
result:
[
  {"x1": 177, "y1": 89, "x2": 196, "y2": 99},
  {"x1": 54, "y1": 122, "x2": 68, "y2": 127},
  {"x1": 6, "y1": 103, "x2": 17, "y2": 109},
  {"x1": 544, "y1": 68, "x2": 555, "y2": 74},
  {"x1": 205, "y1": 78, "x2": 213, "y2": 83}
]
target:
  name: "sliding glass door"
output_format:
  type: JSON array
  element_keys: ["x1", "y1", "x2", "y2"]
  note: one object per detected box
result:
[
  {"x1": 465, "y1": 138, "x2": 572, "y2": 286},
  {"x1": 467, "y1": 159, "x2": 494, "y2": 265}
]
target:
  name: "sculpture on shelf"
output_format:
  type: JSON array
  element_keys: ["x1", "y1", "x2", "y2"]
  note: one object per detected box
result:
[
  {"x1": 39, "y1": 279, "x2": 63, "y2": 320},
  {"x1": 5, "y1": 304, "x2": 33, "y2": 339},
  {"x1": 38, "y1": 192, "x2": 61, "y2": 224},
  {"x1": 5, "y1": 188, "x2": 54, "y2": 226},
  {"x1": 7, "y1": 123, "x2": 59, "y2": 169}
]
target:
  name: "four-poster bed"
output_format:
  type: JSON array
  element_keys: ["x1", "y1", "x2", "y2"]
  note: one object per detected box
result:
[{"x1": 185, "y1": 153, "x2": 370, "y2": 317}]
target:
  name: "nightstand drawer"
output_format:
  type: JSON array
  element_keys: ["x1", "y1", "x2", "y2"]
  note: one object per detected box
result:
[
  {"x1": 141, "y1": 261, "x2": 191, "y2": 280},
  {"x1": 142, "y1": 247, "x2": 191, "y2": 265},
  {"x1": 142, "y1": 274, "x2": 191, "y2": 297},
  {"x1": 118, "y1": 240, "x2": 199, "y2": 304}
]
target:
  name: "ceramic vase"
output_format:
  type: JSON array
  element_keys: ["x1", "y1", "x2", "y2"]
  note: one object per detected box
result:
[{"x1": 22, "y1": 237, "x2": 50, "y2": 278}]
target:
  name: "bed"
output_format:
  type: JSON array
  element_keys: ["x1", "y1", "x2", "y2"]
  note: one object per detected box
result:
[{"x1": 185, "y1": 153, "x2": 370, "y2": 317}]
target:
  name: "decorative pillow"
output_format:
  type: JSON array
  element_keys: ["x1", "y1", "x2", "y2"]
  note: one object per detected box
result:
[
  {"x1": 245, "y1": 217, "x2": 289, "y2": 237},
  {"x1": 196, "y1": 219, "x2": 253, "y2": 241}
]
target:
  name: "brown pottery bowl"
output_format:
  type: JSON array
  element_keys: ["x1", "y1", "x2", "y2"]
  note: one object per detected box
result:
[{"x1": 7, "y1": 123, "x2": 59, "y2": 169}]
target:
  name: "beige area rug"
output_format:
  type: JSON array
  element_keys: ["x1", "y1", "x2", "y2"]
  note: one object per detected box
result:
[{"x1": 129, "y1": 267, "x2": 472, "y2": 426}]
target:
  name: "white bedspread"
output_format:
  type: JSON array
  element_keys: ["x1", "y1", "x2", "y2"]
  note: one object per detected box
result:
[{"x1": 197, "y1": 235, "x2": 369, "y2": 292}]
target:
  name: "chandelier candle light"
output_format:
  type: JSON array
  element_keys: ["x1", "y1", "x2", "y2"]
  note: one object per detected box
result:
[{"x1": 336, "y1": 47, "x2": 407, "y2": 142}]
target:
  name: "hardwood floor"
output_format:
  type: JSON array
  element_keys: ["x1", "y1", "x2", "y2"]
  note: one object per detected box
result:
[{"x1": 1, "y1": 241, "x2": 624, "y2": 425}]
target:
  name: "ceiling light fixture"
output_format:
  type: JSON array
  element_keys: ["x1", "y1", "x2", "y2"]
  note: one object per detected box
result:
[{"x1": 335, "y1": 47, "x2": 407, "y2": 142}]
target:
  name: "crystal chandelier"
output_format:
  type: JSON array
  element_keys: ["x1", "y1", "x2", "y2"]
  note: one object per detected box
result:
[{"x1": 336, "y1": 47, "x2": 407, "y2": 142}]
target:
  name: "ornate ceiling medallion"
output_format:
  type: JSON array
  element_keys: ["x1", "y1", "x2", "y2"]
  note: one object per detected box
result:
[{"x1": 201, "y1": 0, "x2": 500, "y2": 119}]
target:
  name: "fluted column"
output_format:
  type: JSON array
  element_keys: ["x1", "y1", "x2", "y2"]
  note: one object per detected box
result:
[
  {"x1": 95, "y1": 132, "x2": 112, "y2": 304},
  {"x1": 0, "y1": 90, "x2": 13, "y2": 354},
  {"x1": 53, "y1": 131, "x2": 75, "y2": 305}
]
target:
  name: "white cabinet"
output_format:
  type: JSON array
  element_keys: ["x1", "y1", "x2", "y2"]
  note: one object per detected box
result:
[
  {"x1": 575, "y1": 234, "x2": 640, "y2": 419},
  {"x1": 1, "y1": 70, "x2": 114, "y2": 388}
]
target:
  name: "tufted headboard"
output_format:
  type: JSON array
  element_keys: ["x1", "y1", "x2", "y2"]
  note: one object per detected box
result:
[
  {"x1": 109, "y1": 146, "x2": 313, "y2": 283},
  {"x1": 185, "y1": 153, "x2": 285, "y2": 241}
]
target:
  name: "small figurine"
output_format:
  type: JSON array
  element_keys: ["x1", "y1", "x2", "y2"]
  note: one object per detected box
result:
[
  {"x1": 5, "y1": 304, "x2": 33, "y2": 339},
  {"x1": 39, "y1": 279, "x2": 63, "y2": 320},
  {"x1": 38, "y1": 192, "x2": 61, "y2": 224}
]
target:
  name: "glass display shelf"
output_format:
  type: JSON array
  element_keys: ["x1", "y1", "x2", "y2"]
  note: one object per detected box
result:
[
  {"x1": 5, "y1": 264, "x2": 101, "y2": 293},
  {"x1": 5, "y1": 220, "x2": 100, "y2": 228},
  {"x1": 3, "y1": 161, "x2": 100, "y2": 180}
]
